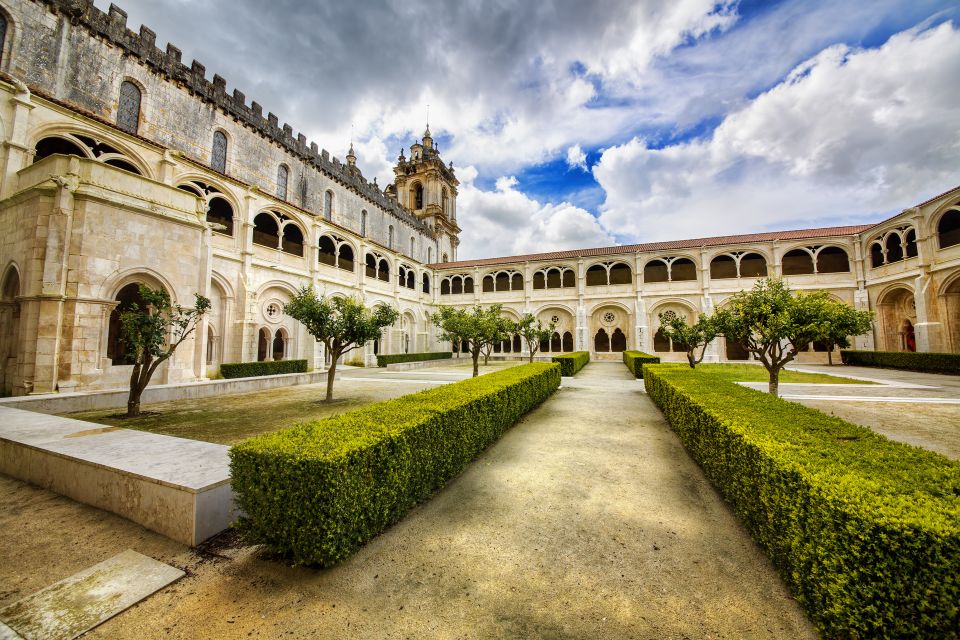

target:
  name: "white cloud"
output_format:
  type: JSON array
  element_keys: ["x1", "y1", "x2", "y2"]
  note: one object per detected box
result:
[
  {"x1": 456, "y1": 168, "x2": 614, "y2": 260},
  {"x1": 595, "y1": 21, "x2": 960, "y2": 242},
  {"x1": 566, "y1": 144, "x2": 588, "y2": 172}
]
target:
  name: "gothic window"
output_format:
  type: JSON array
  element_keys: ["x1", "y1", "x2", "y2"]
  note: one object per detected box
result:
[
  {"x1": 413, "y1": 183, "x2": 424, "y2": 210},
  {"x1": 277, "y1": 165, "x2": 289, "y2": 200},
  {"x1": 781, "y1": 249, "x2": 814, "y2": 275},
  {"x1": 427, "y1": 247, "x2": 432, "y2": 263},
  {"x1": 272, "y1": 330, "x2": 286, "y2": 361},
  {"x1": 207, "y1": 197, "x2": 234, "y2": 236},
  {"x1": 318, "y1": 235, "x2": 337, "y2": 267},
  {"x1": 939, "y1": 209, "x2": 960, "y2": 249},
  {"x1": 117, "y1": 81, "x2": 141, "y2": 135},
  {"x1": 211, "y1": 131, "x2": 227, "y2": 173},
  {"x1": 0, "y1": 14, "x2": 7, "y2": 67},
  {"x1": 388, "y1": 225, "x2": 394, "y2": 250},
  {"x1": 738, "y1": 253, "x2": 767, "y2": 277},
  {"x1": 361, "y1": 210, "x2": 367, "y2": 236},
  {"x1": 257, "y1": 328, "x2": 269, "y2": 361},
  {"x1": 324, "y1": 190, "x2": 333, "y2": 221},
  {"x1": 422, "y1": 273, "x2": 430, "y2": 294},
  {"x1": 710, "y1": 255, "x2": 737, "y2": 279},
  {"x1": 816, "y1": 246, "x2": 850, "y2": 273},
  {"x1": 338, "y1": 244, "x2": 355, "y2": 272},
  {"x1": 253, "y1": 212, "x2": 279, "y2": 248},
  {"x1": 410, "y1": 236, "x2": 415, "y2": 257},
  {"x1": 281, "y1": 223, "x2": 305, "y2": 256},
  {"x1": 644, "y1": 260, "x2": 669, "y2": 283},
  {"x1": 671, "y1": 258, "x2": 696, "y2": 281},
  {"x1": 107, "y1": 283, "x2": 148, "y2": 365}
]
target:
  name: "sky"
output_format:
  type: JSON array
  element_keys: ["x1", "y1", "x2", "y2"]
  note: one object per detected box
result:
[{"x1": 98, "y1": 0, "x2": 960, "y2": 260}]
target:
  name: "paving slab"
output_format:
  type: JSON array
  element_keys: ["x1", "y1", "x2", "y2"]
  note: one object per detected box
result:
[{"x1": 0, "y1": 550, "x2": 183, "y2": 640}]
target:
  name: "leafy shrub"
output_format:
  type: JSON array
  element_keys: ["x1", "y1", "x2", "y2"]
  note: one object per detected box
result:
[
  {"x1": 219, "y1": 359, "x2": 308, "y2": 379},
  {"x1": 841, "y1": 350, "x2": 960, "y2": 375},
  {"x1": 375, "y1": 351, "x2": 453, "y2": 367},
  {"x1": 622, "y1": 350, "x2": 660, "y2": 378},
  {"x1": 551, "y1": 351, "x2": 589, "y2": 376},
  {"x1": 230, "y1": 363, "x2": 561, "y2": 566},
  {"x1": 644, "y1": 364, "x2": 960, "y2": 639}
]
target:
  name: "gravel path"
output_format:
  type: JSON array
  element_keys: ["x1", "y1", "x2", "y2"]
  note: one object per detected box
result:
[{"x1": 2, "y1": 362, "x2": 815, "y2": 639}]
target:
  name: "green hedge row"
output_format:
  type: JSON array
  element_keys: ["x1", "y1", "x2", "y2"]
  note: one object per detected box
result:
[
  {"x1": 551, "y1": 351, "x2": 590, "y2": 376},
  {"x1": 230, "y1": 362, "x2": 561, "y2": 566},
  {"x1": 644, "y1": 364, "x2": 960, "y2": 639},
  {"x1": 219, "y1": 359, "x2": 308, "y2": 379},
  {"x1": 622, "y1": 350, "x2": 660, "y2": 378},
  {"x1": 841, "y1": 350, "x2": 960, "y2": 375},
  {"x1": 375, "y1": 351, "x2": 453, "y2": 367}
]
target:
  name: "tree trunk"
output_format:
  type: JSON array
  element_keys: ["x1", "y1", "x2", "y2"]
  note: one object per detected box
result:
[
  {"x1": 687, "y1": 349, "x2": 696, "y2": 368},
  {"x1": 126, "y1": 363, "x2": 142, "y2": 417},
  {"x1": 827, "y1": 348, "x2": 834, "y2": 366},
  {"x1": 326, "y1": 351, "x2": 339, "y2": 402},
  {"x1": 768, "y1": 367, "x2": 780, "y2": 397},
  {"x1": 472, "y1": 351, "x2": 480, "y2": 377}
]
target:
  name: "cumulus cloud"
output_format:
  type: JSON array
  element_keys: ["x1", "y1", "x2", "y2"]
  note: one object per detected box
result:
[
  {"x1": 456, "y1": 167, "x2": 614, "y2": 260},
  {"x1": 566, "y1": 144, "x2": 588, "y2": 171},
  {"x1": 595, "y1": 21, "x2": 960, "y2": 241}
]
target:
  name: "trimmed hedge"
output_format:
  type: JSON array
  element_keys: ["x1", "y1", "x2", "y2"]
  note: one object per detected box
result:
[
  {"x1": 645, "y1": 364, "x2": 960, "y2": 639},
  {"x1": 376, "y1": 351, "x2": 453, "y2": 367},
  {"x1": 841, "y1": 349, "x2": 960, "y2": 375},
  {"x1": 219, "y1": 359, "x2": 308, "y2": 379},
  {"x1": 622, "y1": 350, "x2": 660, "y2": 378},
  {"x1": 551, "y1": 351, "x2": 590, "y2": 376},
  {"x1": 230, "y1": 362, "x2": 561, "y2": 566}
]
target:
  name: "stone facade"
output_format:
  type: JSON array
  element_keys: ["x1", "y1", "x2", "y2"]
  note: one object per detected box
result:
[{"x1": 0, "y1": 0, "x2": 958, "y2": 396}]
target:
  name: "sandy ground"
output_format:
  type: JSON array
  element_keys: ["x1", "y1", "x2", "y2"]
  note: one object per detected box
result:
[{"x1": 1, "y1": 362, "x2": 815, "y2": 639}]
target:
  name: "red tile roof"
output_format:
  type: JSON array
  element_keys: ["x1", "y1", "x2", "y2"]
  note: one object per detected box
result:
[{"x1": 428, "y1": 223, "x2": 877, "y2": 269}]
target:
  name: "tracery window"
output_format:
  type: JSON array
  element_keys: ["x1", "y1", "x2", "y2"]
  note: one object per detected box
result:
[
  {"x1": 324, "y1": 190, "x2": 333, "y2": 221},
  {"x1": 211, "y1": 131, "x2": 227, "y2": 173},
  {"x1": 276, "y1": 165, "x2": 289, "y2": 200},
  {"x1": 117, "y1": 81, "x2": 141, "y2": 135}
]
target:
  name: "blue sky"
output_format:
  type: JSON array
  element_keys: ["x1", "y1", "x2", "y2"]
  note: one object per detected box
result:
[{"x1": 100, "y1": 0, "x2": 960, "y2": 258}]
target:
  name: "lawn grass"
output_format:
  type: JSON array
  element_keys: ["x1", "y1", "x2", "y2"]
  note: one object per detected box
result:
[
  {"x1": 667, "y1": 363, "x2": 873, "y2": 384},
  {"x1": 63, "y1": 361, "x2": 522, "y2": 445}
]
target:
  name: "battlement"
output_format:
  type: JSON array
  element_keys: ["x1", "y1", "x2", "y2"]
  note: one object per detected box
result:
[{"x1": 37, "y1": 0, "x2": 428, "y2": 232}]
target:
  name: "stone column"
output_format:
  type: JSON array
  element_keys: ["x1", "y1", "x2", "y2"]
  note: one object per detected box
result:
[
  {"x1": 910, "y1": 209, "x2": 943, "y2": 352},
  {"x1": 1, "y1": 81, "x2": 36, "y2": 199}
]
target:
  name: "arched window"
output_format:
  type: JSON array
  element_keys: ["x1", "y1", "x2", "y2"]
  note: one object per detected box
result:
[
  {"x1": 273, "y1": 330, "x2": 286, "y2": 361},
  {"x1": 427, "y1": 247, "x2": 432, "y2": 263},
  {"x1": 550, "y1": 332, "x2": 561, "y2": 352},
  {"x1": 562, "y1": 332, "x2": 573, "y2": 352},
  {"x1": 546, "y1": 269, "x2": 562, "y2": 288},
  {"x1": 452, "y1": 277, "x2": 463, "y2": 295},
  {"x1": 781, "y1": 249, "x2": 814, "y2": 276},
  {"x1": 211, "y1": 131, "x2": 228, "y2": 173},
  {"x1": 817, "y1": 247, "x2": 850, "y2": 273},
  {"x1": 117, "y1": 81, "x2": 141, "y2": 134},
  {"x1": 938, "y1": 210, "x2": 960, "y2": 249},
  {"x1": 671, "y1": 258, "x2": 696, "y2": 281},
  {"x1": 586, "y1": 264, "x2": 607, "y2": 286},
  {"x1": 562, "y1": 269, "x2": 575, "y2": 287},
  {"x1": 482, "y1": 275, "x2": 495, "y2": 293},
  {"x1": 338, "y1": 244, "x2": 354, "y2": 272},
  {"x1": 0, "y1": 14, "x2": 7, "y2": 68},
  {"x1": 365, "y1": 253, "x2": 377, "y2": 278},
  {"x1": 885, "y1": 233, "x2": 904, "y2": 263},
  {"x1": 253, "y1": 212, "x2": 279, "y2": 249},
  {"x1": 644, "y1": 260, "x2": 669, "y2": 283},
  {"x1": 257, "y1": 328, "x2": 270, "y2": 361},
  {"x1": 277, "y1": 165, "x2": 289, "y2": 200},
  {"x1": 739, "y1": 253, "x2": 767, "y2": 277},
  {"x1": 107, "y1": 283, "x2": 148, "y2": 365},
  {"x1": 710, "y1": 255, "x2": 737, "y2": 279},
  {"x1": 611, "y1": 328, "x2": 626, "y2": 352},
  {"x1": 905, "y1": 229, "x2": 918, "y2": 258},
  {"x1": 318, "y1": 235, "x2": 337, "y2": 266},
  {"x1": 378, "y1": 258, "x2": 390, "y2": 282},
  {"x1": 360, "y1": 210, "x2": 367, "y2": 236},
  {"x1": 511, "y1": 273, "x2": 523, "y2": 290},
  {"x1": 388, "y1": 225, "x2": 394, "y2": 250},
  {"x1": 324, "y1": 190, "x2": 333, "y2": 221},
  {"x1": 442, "y1": 253, "x2": 449, "y2": 262},
  {"x1": 441, "y1": 279, "x2": 450, "y2": 295},
  {"x1": 533, "y1": 272, "x2": 546, "y2": 289},
  {"x1": 207, "y1": 197, "x2": 234, "y2": 236},
  {"x1": 410, "y1": 236, "x2": 415, "y2": 258},
  {"x1": 34, "y1": 136, "x2": 87, "y2": 162},
  {"x1": 422, "y1": 273, "x2": 431, "y2": 294},
  {"x1": 413, "y1": 183, "x2": 424, "y2": 209},
  {"x1": 442, "y1": 187, "x2": 448, "y2": 214},
  {"x1": 609, "y1": 262, "x2": 632, "y2": 285},
  {"x1": 594, "y1": 329, "x2": 610, "y2": 352},
  {"x1": 495, "y1": 272, "x2": 510, "y2": 291},
  {"x1": 654, "y1": 329, "x2": 671, "y2": 353},
  {"x1": 463, "y1": 277, "x2": 474, "y2": 294},
  {"x1": 206, "y1": 326, "x2": 216, "y2": 366},
  {"x1": 870, "y1": 243, "x2": 884, "y2": 268}
]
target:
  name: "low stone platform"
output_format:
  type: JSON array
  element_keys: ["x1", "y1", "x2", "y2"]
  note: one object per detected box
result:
[{"x1": 0, "y1": 406, "x2": 235, "y2": 546}]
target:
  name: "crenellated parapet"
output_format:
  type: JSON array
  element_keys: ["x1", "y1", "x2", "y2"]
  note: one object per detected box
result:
[{"x1": 36, "y1": 0, "x2": 429, "y2": 233}]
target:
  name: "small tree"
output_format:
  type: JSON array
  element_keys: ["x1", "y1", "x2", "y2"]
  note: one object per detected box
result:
[
  {"x1": 719, "y1": 278, "x2": 837, "y2": 397},
  {"x1": 813, "y1": 299, "x2": 875, "y2": 365},
  {"x1": 119, "y1": 285, "x2": 210, "y2": 418},
  {"x1": 658, "y1": 311, "x2": 722, "y2": 369},
  {"x1": 431, "y1": 304, "x2": 511, "y2": 377},
  {"x1": 515, "y1": 313, "x2": 555, "y2": 363},
  {"x1": 284, "y1": 289, "x2": 398, "y2": 402}
]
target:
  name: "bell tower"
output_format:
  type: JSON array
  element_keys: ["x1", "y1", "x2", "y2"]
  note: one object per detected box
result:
[{"x1": 390, "y1": 125, "x2": 460, "y2": 262}]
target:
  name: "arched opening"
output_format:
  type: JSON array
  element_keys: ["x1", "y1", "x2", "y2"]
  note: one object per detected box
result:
[
  {"x1": 816, "y1": 246, "x2": 850, "y2": 273},
  {"x1": 441, "y1": 187, "x2": 448, "y2": 215},
  {"x1": 440, "y1": 279, "x2": 450, "y2": 295},
  {"x1": 102, "y1": 158, "x2": 142, "y2": 175},
  {"x1": 781, "y1": 249, "x2": 814, "y2": 275},
  {"x1": 365, "y1": 253, "x2": 377, "y2": 278},
  {"x1": 318, "y1": 236, "x2": 337, "y2": 266},
  {"x1": 562, "y1": 331, "x2": 573, "y2": 352},
  {"x1": 206, "y1": 326, "x2": 216, "y2": 366},
  {"x1": 511, "y1": 273, "x2": 524, "y2": 290},
  {"x1": 361, "y1": 210, "x2": 367, "y2": 236},
  {"x1": 0, "y1": 14, "x2": 7, "y2": 69},
  {"x1": 609, "y1": 262, "x2": 632, "y2": 285},
  {"x1": 277, "y1": 165, "x2": 289, "y2": 200},
  {"x1": 452, "y1": 277, "x2": 463, "y2": 295},
  {"x1": 533, "y1": 272, "x2": 546, "y2": 289},
  {"x1": 0, "y1": 267, "x2": 21, "y2": 395},
  {"x1": 272, "y1": 330, "x2": 286, "y2": 361},
  {"x1": 546, "y1": 269, "x2": 562, "y2": 289},
  {"x1": 562, "y1": 269, "x2": 575, "y2": 287},
  {"x1": 710, "y1": 255, "x2": 737, "y2": 279},
  {"x1": 905, "y1": 229, "x2": 918, "y2": 258},
  {"x1": 324, "y1": 191, "x2": 333, "y2": 221},
  {"x1": 406, "y1": 270, "x2": 415, "y2": 290},
  {"x1": 586, "y1": 264, "x2": 607, "y2": 286},
  {"x1": 513, "y1": 334, "x2": 522, "y2": 352},
  {"x1": 377, "y1": 259, "x2": 390, "y2": 282},
  {"x1": 550, "y1": 332, "x2": 561, "y2": 352},
  {"x1": 464, "y1": 277, "x2": 474, "y2": 294},
  {"x1": 107, "y1": 283, "x2": 149, "y2": 365},
  {"x1": 671, "y1": 258, "x2": 696, "y2": 281},
  {"x1": 725, "y1": 337, "x2": 749, "y2": 360},
  {"x1": 739, "y1": 253, "x2": 767, "y2": 277},
  {"x1": 388, "y1": 225, "x2": 394, "y2": 250},
  {"x1": 495, "y1": 272, "x2": 510, "y2": 292},
  {"x1": 653, "y1": 329, "x2": 671, "y2": 353},
  {"x1": 610, "y1": 328, "x2": 626, "y2": 352},
  {"x1": 644, "y1": 260, "x2": 669, "y2": 283},
  {"x1": 413, "y1": 183, "x2": 424, "y2": 210},
  {"x1": 938, "y1": 210, "x2": 960, "y2": 249},
  {"x1": 442, "y1": 253, "x2": 449, "y2": 262},
  {"x1": 482, "y1": 275, "x2": 495, "y2": 293},
  {"x1": 877, "y1": 287, "x2": 917, "y2": 352},
  {"x1": 257, "y1": 328, "x2": 270, "y2": 362},
  {"x1": 277, "y1": 220, "x2": 301, "y2": 254},
  {"x1": 34, "y1": 136, "x2": 87, "y2": 162},
  {"x1": 338, "y1": 244, "x2": 354, "y2": 272},
  {"x1": 941, "y1": 275, "x2": 960, "y2": 351},
  {"x1": 885, "y1": 234, "x2": 904, "y2": 263},
  {"x1": 211, "y1": 131, "x2": 228, "y2": 173},
  {"x1": 422, "y1": 273, "x2": 431, "y2": 294},
  {"x1": 253, "y1": 213, "x2": 279, "y2": 249},
  {"x1": 594, "y1": 328, "x2": 610, "y2": 352},
  {"x1": 207, "y1": 197, "x2": 233, "y2": 235},
  {"x1": 870, "y1": 243, "x2": 884, "y2": 268},
  {"x1": 117, "y1": 80, "x2": 142, "y2": 135}
]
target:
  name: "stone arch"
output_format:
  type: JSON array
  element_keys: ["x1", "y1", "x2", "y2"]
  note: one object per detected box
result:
[
  {"x1": 0, "y1": 261, "x2": 21, "y2": 395},
  {"x1": 876, "y1": 285, "x2": 917, "y2": 352},
  {"x1": 30, "y1": 127, "x2": 154, "y2": 179},
  {"x1": 649, "y1": 299, "x2": 698, "y2": 354},
  {"x1": 781, "y1": 248, "x2": 815, "y2": 275},
  {"x1": 116, "y1": 77, "x2": 143, "y2": 135},
  {"x1": 104, "y1": 274, "x2": 172, "y2": 366},
  {"x1": 0, "y1": 3, "x2": 20, "y2": 74},
  {"x1": 938, "y1": 270, "x2": 960, "y2": 352},
  {"x1": 100, "y1": 267, "x2": 177, "y2": 304},
  {"x1": 936, "y1": 206, "x2": 960, "y2": 250},
  {"x1": 590, "y1": 303, "x2": 631, "y2": 354}
]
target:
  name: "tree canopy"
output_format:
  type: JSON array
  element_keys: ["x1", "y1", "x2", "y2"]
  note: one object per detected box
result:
[
  {"x1": 431, "y1": 304, "x2": 512, "y2": 376},
  {"x1": 658, "y1": 311, "x2": 722, "y2": 368},
  {"x1": 516, "y1": 313, "x2": 556, "y2": 363}
]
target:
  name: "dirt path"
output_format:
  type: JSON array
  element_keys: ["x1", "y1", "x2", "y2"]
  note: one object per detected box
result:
[{"x1": 2, "y1": 362, "x2": 815, "y2": 639}]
